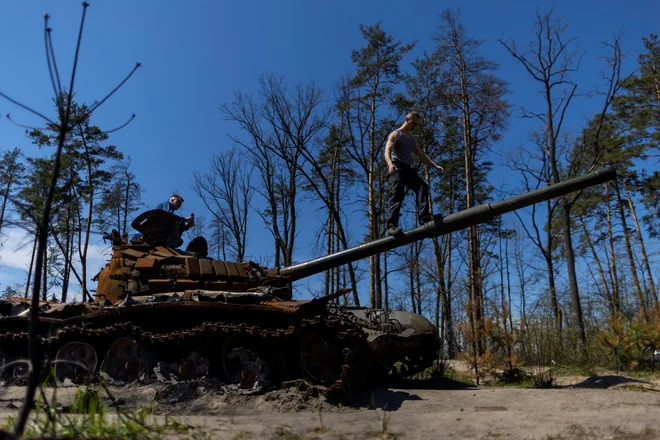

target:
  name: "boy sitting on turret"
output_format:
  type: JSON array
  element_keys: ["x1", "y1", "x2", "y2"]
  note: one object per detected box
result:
[{"x1": 156, "y1": 194, "x2": 195, "y2": 248}]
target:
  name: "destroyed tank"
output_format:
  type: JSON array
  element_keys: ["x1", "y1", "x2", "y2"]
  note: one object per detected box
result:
[{"x1": 0, "y1": 167, "x2": 616, "y2": 396}]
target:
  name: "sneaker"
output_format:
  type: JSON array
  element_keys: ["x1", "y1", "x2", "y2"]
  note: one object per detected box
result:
[
  {"x1": 387, "y1": 225, "x2": 403, "y2": 236},
  {"x1": 419, "y1": 213, "x2": 434, "y2": 225}
]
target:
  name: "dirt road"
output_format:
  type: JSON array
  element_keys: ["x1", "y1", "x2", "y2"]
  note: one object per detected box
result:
[{"x1": 1, "y1": 375, "x2": 660, "y2": 439}]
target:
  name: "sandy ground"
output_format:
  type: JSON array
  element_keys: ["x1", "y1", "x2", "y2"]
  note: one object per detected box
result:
[{"x1": 1, "y1": 372, "x2": 660, "y2": 439}]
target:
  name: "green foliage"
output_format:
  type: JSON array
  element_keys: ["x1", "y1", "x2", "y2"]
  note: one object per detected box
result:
[
  {"x1": 0, "y1": 284, "x2": 22, "y2": 299},
  {"x1": 13, "y1": 93, "x2": 128, "y2": 301},
  {"x1": 497, "y1": 367, "x2": 554, "y2": 388},
  {"x1": 0, "y1": 147, "x2": 25, "y2": 233},
  {"x1": 614, "y1": 34, "x2": 660, "y2": 149},
  {"x1": 440, "y1": 365, "x2": 477, "y2": 386},
  {"x1": 350, "y1": 22, "x2": 415, "y2": 89},
  {"x1": 512, "y1": 308, "x2": 660, "y2": 376},
  {"x1": 410, "y1": 358, "x2": 473, "y2": 385},
  {"x1": 596, "y1": 312, "x2": 636, "y2": 372},
  {"x1": 610, "y1": 33, "x2": 660, "y2": 235},
  {"x1": 487, "y1": 298, "x2": 519, "y2": 369},
  {"x1": 628, "y1": 306, "x2": 660, "y2": 368},
  {"x1": 369, "y1": 393, "x2": 393, "y2": 438},
  {"x1": 273, "y1": 425, "x2": 305, "y2": 440}
]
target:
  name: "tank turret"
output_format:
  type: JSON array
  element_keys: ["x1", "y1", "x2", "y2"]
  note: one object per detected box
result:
[{"x1": 0, "y1": 167, "x2": 616, "y2": 395}]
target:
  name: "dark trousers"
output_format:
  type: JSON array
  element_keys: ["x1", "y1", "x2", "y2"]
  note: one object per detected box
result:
[
  {"x1": 164, "y1": 219, "x2": 186, "y2": 248},
  {"x1": 385, "y1": 167, "x2": 430, "y2": 228}
]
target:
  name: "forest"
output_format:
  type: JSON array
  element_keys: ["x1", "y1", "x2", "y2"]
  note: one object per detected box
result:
[{"x1": 1, "y1": 7, "x2": 659, "y2": 378}]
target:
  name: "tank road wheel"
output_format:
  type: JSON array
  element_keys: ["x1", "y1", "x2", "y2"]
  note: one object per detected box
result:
[
  {"x1": 0, "y1": 348, "x2": 29, "y2": 383},
  {"x1": 100, "y1": 337, "x2": 149, "y2": 383},
  {"x1": 0, "y1": 349, "x2": 10, "y2": 381},
  {"x1": 222, "y1": 335, "x2": 262, "y2": 385},
  {"x1": 0, "y1": 348, "x2": 18, "y2": 382},
  {"x1": 175, "y1": 352, "x2": 210, "y2": 381},
  {"x1": 54, "y1": 342, "x2": 98, "y2": 385},
  {"x1": 221, "y1": 334, "x2": 285, "y2": 391},
  {"x1": 299, "y1": 329, "x2": 344, "y2": 385}
]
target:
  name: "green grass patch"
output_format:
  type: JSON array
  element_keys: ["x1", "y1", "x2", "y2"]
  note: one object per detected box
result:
[
  {"x1": 441, "y1": 366, "x2": 475, "y2": 386},
  {"x1": 3, "y1": 382, "x2": 199, "y2": 440},
  {"x1": 496, "y1": 368, "x2": 554, "y2": 389},
  {"x1": 413, "y1": 360, "x2": 474, "y2": 385},
  {"x1": 622, "y1": 370, "x2": 660, "y2": 380}
]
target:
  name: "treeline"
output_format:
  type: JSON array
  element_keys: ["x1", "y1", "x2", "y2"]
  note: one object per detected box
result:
[
  {"x1": 1, "y1": 8, "x2": 659, "y2": 371},
  {"x1": 0, "y1": 97, "x2": 142, "y2": 302}
]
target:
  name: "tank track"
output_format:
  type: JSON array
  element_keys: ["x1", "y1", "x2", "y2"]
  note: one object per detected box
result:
[{"x1": 0, "y1": 313, "x2": 371, "y2": 399}]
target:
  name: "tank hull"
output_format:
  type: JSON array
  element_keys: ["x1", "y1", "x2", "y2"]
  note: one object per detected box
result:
[{"x1": 0, "y1": 291, "x2": 439, "y2": 394}]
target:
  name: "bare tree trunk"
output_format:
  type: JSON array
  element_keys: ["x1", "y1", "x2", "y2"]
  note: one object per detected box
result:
[
  {"x1": 544, "y1": 201, "x2": 561, "y2": 336},
  {"x1": 60, "y1": 236, "x2": 70, "y2": 302},
  {"x1": 116, "y1": 202, "x2": 121, "y2": 237},
  {"x1": 455, "y1": 43, "x2": 484, "y2": 355},
  {"x1": 24, "y1": 234, "x2": 38, "y2": 298},
  {"x1": 499, "y1": 227, "x2": 512, "y2": 368},
  {"x1": 415, "y1": 241, "x2": 423, "y2": 315},
  {"x1": 375, "y1": 172, "x2": 385, "y2": 309},
  {"x1": 614, "y1": 181, "x2": 647, "y2": 319},
  {"x1": 59, "y1": 199, "x2": 73, "y2": 303},
  {"x1": 79, "y1": 190, "x2": 92, "y2": 301},
  {"x1": 605, "y1": 183, "x2": 621, "y2": 312},
  {"x1": 367, "y1": 78, "x2": 382, "y2": 309},
  {"x1": 408, "y1": 245, "x2": 416, "y2": 312},
  {"x1": 622, "y1": 179, "x2": 658, "y2": 305},
  {"x1": 121, "y1": 165, "x2": 132, "y2": 237},
  {"x1": 325, "y1": 140, "x2": 337, "y2": 296},
  {"x1": 78, "y1": 126, "x2": 95, "y2": 300},
  {"x1": 512, "y1": 237, "x2": 528, "y2": 332},
  {"x1": 285, "y1": 170, "x2": 297, "y2": 266},
  {"x1": 0, "y1": 184, "x2": 9, "y2": 233},
  {"x1": 383, "y1": 249, "x2": 389, "y2": 310},
  {"x1": 505, "y1": 234, "x2": 514, "y2": 336},
  {"x1": 373, "y1": 223, "x2": 382, "y2": 309},
  {"x1": 62, "y1": 236, "x2": 75, "y2": 302},
  {"x1": 559, "y1": 200, "x2": 585, "y2": 342},
  {"x1": 324, "y1": 211, "x2": 333, "y2": 296},
  {"x1": 580, "y1": 216, "x2": 614, "y2": 316},
  {"x1": 433, "y1": 232, "x2": 456, "y2": 357},
  {"x1": 380, "y1": 168, "x2": 389, "y2": 309},
  {"x1": 434, "y1": 250, "x2": 441, "y2": 345},
  {"x1": 42, "y1": 245, "x2": 48, "y2": 301}
]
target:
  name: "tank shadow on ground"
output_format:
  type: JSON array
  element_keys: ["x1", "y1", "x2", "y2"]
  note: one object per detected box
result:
[
  {"x1": 341, "y1": 377, "x2": 477, "y2": 410},
  {"x1": 346, "y1": 388, "x2": 423, "y2": 411},
  {"x1": 385, "y1": 376, "x2": 478, "y2": 391},
  {"x1": 557, "y1": 375, "x2": 652, "y2": 389}
]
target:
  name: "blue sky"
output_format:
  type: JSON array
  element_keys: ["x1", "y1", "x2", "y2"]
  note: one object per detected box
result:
[{"x1": 0, "y1": 0, "x2": 658, "y2": 303}]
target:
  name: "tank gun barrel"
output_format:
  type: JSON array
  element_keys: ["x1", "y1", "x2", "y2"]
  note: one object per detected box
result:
[{"x1": 277, "y1": 167, "x2": 616, "y2": 282}]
